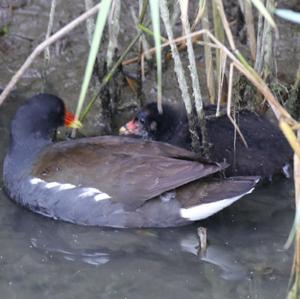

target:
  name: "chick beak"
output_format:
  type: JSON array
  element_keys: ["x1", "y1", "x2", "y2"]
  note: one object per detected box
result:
[
  {"x1": 119, "y1": 119, "x2": 139, "y2": 135},
  {"x1": 119, "y1": 125, "x2": 129, "y2": 135},
  {"x1": 64, "y1": 111, "x2": 82, "y2": 129}
]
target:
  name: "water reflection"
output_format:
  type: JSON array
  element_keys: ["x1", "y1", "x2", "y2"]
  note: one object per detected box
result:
[
  {"x1": 8, "y1": 204, "x2": 251, "y2": 277},
  {"x1": 0, "y1": 178, "x2": 294, "y2": 298}
]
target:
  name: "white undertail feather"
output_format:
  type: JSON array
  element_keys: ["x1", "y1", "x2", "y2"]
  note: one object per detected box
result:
[{"x1": 180, "y1": 186, "x2": 255, "y2": 221}]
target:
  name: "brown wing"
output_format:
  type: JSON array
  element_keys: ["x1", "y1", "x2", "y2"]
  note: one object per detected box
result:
[
  {"x1": 31, "y1": 136, "x2": 225, "y2": 209},
  {"x1": 175, "y1": 176, "x2": 259, "y2": 208}
]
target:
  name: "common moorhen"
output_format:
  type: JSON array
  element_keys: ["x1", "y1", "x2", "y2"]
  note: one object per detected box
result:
[
  {"x1": 120, "y1": 102, "x2": 292, "y2": 178},
  {"x1": 3, "y1": 94, "x2": 259, "y2": 228}
]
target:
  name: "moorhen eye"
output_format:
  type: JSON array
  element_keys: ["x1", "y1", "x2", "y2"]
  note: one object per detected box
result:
[
  {"x1": 139, "y1": 117, "x2": 145, "y2": 124},
  {"x1": 138, "y1": 114, "x2": 147, "y2": 125}
]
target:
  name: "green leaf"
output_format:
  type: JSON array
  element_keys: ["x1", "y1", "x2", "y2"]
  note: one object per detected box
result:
[
  {"x1": 275, "y1": 9, "x2": 300, "y2": 24},
  {"x1": 249, "y1": 0, "x2": 276, "y2": 28},
  {"x1": 0, "y1": 25, "x2": 9, "y2": 36},
  {"x1": 74, "y1": 0, "x2": 112, "y2": 122},
  {"x1": 284, "y1": 195, "x2": 300, "y2": 249}
]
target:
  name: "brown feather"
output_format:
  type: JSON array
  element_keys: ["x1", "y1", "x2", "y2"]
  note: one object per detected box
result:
[{"x1": 32, "y1": 136, "x2": 225, "y2": 210}]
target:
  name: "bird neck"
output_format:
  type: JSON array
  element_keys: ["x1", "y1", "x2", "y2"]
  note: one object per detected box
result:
[{"x1": 4, "y1": 135, "x2": 52, "y2": 184}]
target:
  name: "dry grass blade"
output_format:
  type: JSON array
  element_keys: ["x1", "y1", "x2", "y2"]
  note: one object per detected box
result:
[
  {"x1": 160, "y1": 0, "x2": 192, "y2": 114},
  {"x1": 226, "y1": 63, "x2": 248, "y2": 147},
  {"x1": 128, "y1": 27, "x2": 300, "y2": 155},
  {"x1": 42, "y1": 0, "x2": 57, "y2": 90},
  {"x1": 212, "y1": 0, "x2": 225, "y2": 106},
  {"x1": 85, "y1": 0, "x2": 96, "y2": 45},
  {"x1": 127, "y1": 28, "x2": 293, "y2": 122},
  {"x1": 149, "y1": 0, "x2": 162, "y2": 113},
  {"x1": 216, "y1": 49, "x2": 227, "y2": 116},
  {"x1": 214, "y1": 0, "x2": 236, "y2": 50},
  {"x1": 243, "y1": 0, "x2": 256, "y2": 60},
  {"x1": 44, "y1": 0, "x2": 57, "y2": 63},
  {"x1": 0, "y1": 2, "x2": 102, "y2": 106},
  {"x1": 191, "y1": 0, "x2": 206, "y2": 31},
  {"x1": 132, "y1": 3, "x2": 150, "y2": 59},
  {"x1": 280, "y1": 121, "x2": 300, "y2": 159},
  {"x1": 250, "y1": 0, "x2": 277, "y2": 30},
  {"x1": 201, "y1": 2, "x2": 216, "y2": 104},
  {"x1": 107, "y1": 0, "x2": 121, "y2": 68},
  {"x1": 179, "y1": 0, "x2": 207, "y2": 152},
  {"x1": 160, "y1": 0, "x2": 201, "y2": 152},
  {"x1": 287, "y1": 136, "x2": 300, "y2": 299}
]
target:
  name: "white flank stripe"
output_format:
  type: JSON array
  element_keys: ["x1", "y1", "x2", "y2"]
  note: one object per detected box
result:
[
  {"x1": 180, "y1": 187, "x2": 255, "y2": 221},
  {"x1": 82, "y1": 187, "x2": 101, "y2": 194},
  {"x1": 29, "y1": 177, "x2": 111, "y2": 202},
  {"x1": 45, "y1": 182, "x2": 61, "y2": 189},
  {"x1": 30, "y1": 178, "x2": 43, "y2": 185},
  {"x1": 94, "y1": 193, "x2": 111, "y2": 201},
  {"x1": 282, "y1": 163, "x2": 291, "y2": 178},
  {"x1": 58, "y1": 184, "x2": 76, "y2": 190},
  {"x1": 79, "y1": 189, "x2": 98, "y2": 198}
]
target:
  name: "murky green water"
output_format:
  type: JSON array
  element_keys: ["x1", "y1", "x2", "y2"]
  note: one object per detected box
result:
[
  {"x1": 0, "y1": 173, "x2": 295, "y2": 299},
  {"x1": 0, "y1": 1, "x2": 296, "y2": 298}
]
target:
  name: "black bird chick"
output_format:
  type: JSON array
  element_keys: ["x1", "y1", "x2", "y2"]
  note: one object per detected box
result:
[{"x1": 120, "y1": 102, "x2": 292, "y2": 178}]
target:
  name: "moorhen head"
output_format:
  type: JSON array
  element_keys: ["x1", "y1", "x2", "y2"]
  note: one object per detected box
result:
[
  {"x1": 3, "y1": 94, "x2": 259, "y2": 228},
  {"x1": 120, "y1": 102, "x2": 292, "y2": 178},
  {"x1": 120, "y1": 102, "x2": 191, "y2": 149}
]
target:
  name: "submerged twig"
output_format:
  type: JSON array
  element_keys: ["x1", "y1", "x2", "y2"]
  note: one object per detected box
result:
[{"x1": 197, "y1": 227, "x2": 208, "y2": 255}]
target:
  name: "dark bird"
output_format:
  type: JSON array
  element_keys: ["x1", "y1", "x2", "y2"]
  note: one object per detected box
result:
[
  {"x1": 120, "y1": 102, "x2": 292, "y2": 178},
  {"x1": 3, "y1": 94, "x2": 259, "y2": 228}
]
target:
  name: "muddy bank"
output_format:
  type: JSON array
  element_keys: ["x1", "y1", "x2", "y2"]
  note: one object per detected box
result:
[{"x1": 0, "y1": 0, "x2": 299, "y2": 136}]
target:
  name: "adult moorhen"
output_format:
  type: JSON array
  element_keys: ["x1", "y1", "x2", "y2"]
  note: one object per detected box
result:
[
  {"x1": 120, "y1": 102, "x2": 292, "y2": 178},
  {"x1": 3, "y1": 94, "x2": 259, "y2": 228}
]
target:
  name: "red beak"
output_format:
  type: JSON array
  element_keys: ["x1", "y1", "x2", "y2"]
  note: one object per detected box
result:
[
  {"x1": 64, "y1": 111, "x2": 82, "y2": 128},
  {"x1": 119, "y1": 119, "x2": 139, "y2": 135}
]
